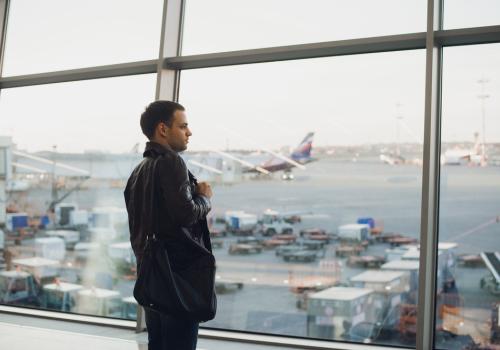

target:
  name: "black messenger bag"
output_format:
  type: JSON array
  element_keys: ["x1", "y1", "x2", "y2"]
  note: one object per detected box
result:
[{"x1": 133, "y1": 158, "x2": 217, "y2": 322}]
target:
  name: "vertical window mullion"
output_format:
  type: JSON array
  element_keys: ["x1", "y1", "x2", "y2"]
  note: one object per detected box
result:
[
  {"x1": 0, "y1": 0, "x2": 10, "y2": 78},
  {"x1": 416, "y1": 0, "x2": 444, "y2": 349}
]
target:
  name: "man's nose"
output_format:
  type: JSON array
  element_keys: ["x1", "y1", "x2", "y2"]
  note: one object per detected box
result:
[{"x1": 187, "y1": 128, "x2": 192, "y2": 136}]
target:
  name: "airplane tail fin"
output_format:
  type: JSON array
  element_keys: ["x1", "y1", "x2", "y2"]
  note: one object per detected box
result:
[{"x1": 291, "y1": 132, "x2": 314, "y2": 161}]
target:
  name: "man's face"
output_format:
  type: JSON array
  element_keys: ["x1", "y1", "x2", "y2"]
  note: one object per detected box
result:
[{"x1": 163, "y1": 110, "x2": 192, "y2": 152}]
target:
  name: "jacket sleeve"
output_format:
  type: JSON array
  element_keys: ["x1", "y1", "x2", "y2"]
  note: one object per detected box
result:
[{"x1": 158, "y1": 154, "x2": 211, "y2": 227}]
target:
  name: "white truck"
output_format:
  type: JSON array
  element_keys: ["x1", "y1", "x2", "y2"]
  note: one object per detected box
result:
[
  {"x1": 260, "y1": 209, "x2": 293, "y2": 236},
  {"x1": 225, "y1": 211, "x2": 258, "y2": 235}
]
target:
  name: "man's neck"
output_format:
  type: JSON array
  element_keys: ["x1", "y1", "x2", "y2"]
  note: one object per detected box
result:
[{"x1": 150, "y1": 139, "x2": 176, "y2": 153}]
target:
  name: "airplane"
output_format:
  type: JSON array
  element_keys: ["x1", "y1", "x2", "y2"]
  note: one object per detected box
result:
[
  {"x1": 441, "y1": 132, "x2": 485, "y2": 166},
  {"x1": 244, "y1": 132, "x2": 316, "y2": 180}
]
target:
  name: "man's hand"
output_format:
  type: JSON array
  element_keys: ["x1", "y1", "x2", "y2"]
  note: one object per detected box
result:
[{"x1": 196, "y1": 181, "x2": 213, "y2": 199}]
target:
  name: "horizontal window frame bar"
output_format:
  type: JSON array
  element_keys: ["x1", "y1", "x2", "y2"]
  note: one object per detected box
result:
[
  {"x1": 0, "y1": 305, "x2": 135, "y2": 329},
  {"x1": 0, "y1": 59, "x2": 158, "y2": 88},
  {"x1": 166, "y1": 25, "x2": 500, "y2": 70},
  {"x1": 435, "y1": 24, "x2": 500, "y2": 46},
  {"x1": 0, "y1": 305, "x2": 408, "y2": 350},
  {"x1": 165, "y1": 32, "x2": 427, "y2": 70},
  {"x1": 0, "y1": 25, "x2": 498, "y2": 89}
]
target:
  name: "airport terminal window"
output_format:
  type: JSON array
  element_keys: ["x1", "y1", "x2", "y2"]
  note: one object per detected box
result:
[
  {"x1": 178, "y1": 50, "x2": 426, "y2": 346},
  {"x1": 444, "y1": 0, "x2": 500, "y2": 30},
  {"x1": 181, "y1": 0, "x2": 425, "y2": 55},
  {"x1": 0, "y1": 74, "x2": 155, "y2": 319},
  {"x1": 436, "y1": 43, "x2": 500, "y2": 349},
  {"x1": 1, "y1": 0, "x2": 163, "y2": 76}
]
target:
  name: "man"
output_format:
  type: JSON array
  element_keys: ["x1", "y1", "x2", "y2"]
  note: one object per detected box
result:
[{"x1": 124, "y1": 100, "x2": 213, "y2": 350}]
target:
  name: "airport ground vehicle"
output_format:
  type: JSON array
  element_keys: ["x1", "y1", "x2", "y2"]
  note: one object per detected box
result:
[
  {"x1": 208, "y1": 216, "x2": 228, "y2": 236},
  {"x1": 300, "y1": 228, "x2": 330, "y2": 242},
  {"x1": 480, "y1": 252, "x2": 500, "y2": 296},
  {"x1": 225, "y1": 211, "x2": 258, "y2": 235},
  {"x1": 42, "y1": 281, "x2": 83, "y2": 312},
  {"x1": 12, "y1": 257, "x2": 59, "y2": 285},
  {"x1": 228, "y1": 243, "x2": 262, "y2": 255},
  {"x1": 282, "y1": 249, "x2": 321, "y2": 262},
  {"x1": 262, "y1": 238, "x2": 292, "y2": 249},
  {"x1": 44, "y1": 230, "x2": 80, "y2": 250},
  {"x1": 307, "y1": 287, "x2": 374, "y2": 339},
  {"x1": 335, "y1": 244, "x2": 364, "y2": 257},
  {"x1": 215, "y1": 278, "x2": 244, "y2": 294},
  {"x1": 0, "y1": 270, "x2": 39, "y2": 306},
  {"x1": 290, "y1": 276, "x2": 339, "y2": 310},
  {"x1": 75, "y1": 287, "x2": 122, "y2": 317},
  {"x1": 211, "y1": 239, "x2": 223, "y2": 249},
  {"x1": 107, "y1": 241, "x2": 136, "y2": 276},
  {"x1": 260, "y1": 209, "x2": 294, "y2": 236},
  {"x1": 337, "y1": 224, "x2": 370, "y2": 242},
  {"x1": 275, "y1": 243, "x2": 304, "y2": 256},
  {"x1": 237, "y1": 237, "x2": 265, "y2": 245},
  {"x1": 480, "y1": 274, "x2": 500, "y2": 295},
  {"x1": 347, "y1": 255, "x2": 386, "y2": 269},
  {"x1": 33, "y1": 237, "x2": 65, "y2": 260},
  {"x1": 121, "y1": 296, "x2": 138, "y2": 320},
  {"x1": 301, "y1": 239, "x2": 326, "y2": 250}
]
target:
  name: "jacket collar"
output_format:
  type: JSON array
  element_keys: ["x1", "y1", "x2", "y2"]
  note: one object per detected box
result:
[{"x1": 143, "y1": 141, "x2": 175, "y2": 157}]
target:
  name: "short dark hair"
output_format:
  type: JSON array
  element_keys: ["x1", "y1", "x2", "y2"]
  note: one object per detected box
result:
[{"x1": 140, "y1": 100, "x2": 185, "y2": 139}]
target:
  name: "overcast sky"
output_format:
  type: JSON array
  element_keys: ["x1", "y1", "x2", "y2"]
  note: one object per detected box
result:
[{"x1": 0, "y1": 0, "x2": 499, "y2": 153}]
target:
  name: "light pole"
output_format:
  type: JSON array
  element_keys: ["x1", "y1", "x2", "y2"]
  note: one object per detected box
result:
[
  {"x1": 395, "y1": 102, "x2": 403, "y2": 157},
  {"x1": 477, "y1": 78, "x2": 490, "y2": 166}
]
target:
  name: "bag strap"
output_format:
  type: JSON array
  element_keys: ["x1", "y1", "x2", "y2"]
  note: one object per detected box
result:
[{"x1": 146, "y1": 157, "x2": 160, "y2": 242}]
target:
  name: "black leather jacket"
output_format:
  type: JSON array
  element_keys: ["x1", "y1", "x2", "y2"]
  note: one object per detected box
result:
[{"x1": 124, "y1": 141, "x2": 212, "y2": 268}]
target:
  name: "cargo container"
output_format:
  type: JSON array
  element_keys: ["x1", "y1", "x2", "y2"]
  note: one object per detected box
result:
[
  {"x1": 121, "y1": 296, "x2": 138, "y2": 320},
  {"x1": 381, "y1": 260, "x2": 420, "y2": 295},
  {"x1": 74, "y1": 242, "x2": 100, "y2": 262},
  {"x1": 357, "y1": 217, "x2": 375, "y2": 229},
  {"x1": 90, "y1": 207, "x2": 128, "y2": 238},
  {"x1": 350, "y1": 270, "x2": 409, "y2": 331},
  {"x1": 12, "y1": 257, "x2": 60, "y2": 285},
  {"x1": 42, "y1": 282, "x2": 83, "y2": 312},
  {"x1": 34, "y1": 237, "x2": 65, "y2": 261},
  {"x1": 6, "y1": 213, "x2": 28, "y2": 231},
  {"x1": 350, "y1": 270, "x2": 408, "y2": 295},
  {"x1": 337, "y1": 224, "x2": 370, "y2": 242},
  {"x1": 69, "y1": 210, "x2": 89, "y2": 227},
  {"x1": 225, "y1": 211, "x2": 258, "y2": 234},
  {"x1": 307, "y1": 287, "x2": 374, "y2": 339},
  {"x1": 75, "y1": 287, "x2": 122, "y2": 317},
  {"x1": 45, "y1": 230, "x2": 80, "y2": 249}
]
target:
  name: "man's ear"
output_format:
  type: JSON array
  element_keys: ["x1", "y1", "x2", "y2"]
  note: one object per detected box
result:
[{"x1": 158, "y1": 122, "x2": 167, "y2": 136}]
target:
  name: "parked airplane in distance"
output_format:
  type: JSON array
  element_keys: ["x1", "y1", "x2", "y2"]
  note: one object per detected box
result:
[{"x1": 244, "y1": 132, "x2": 315, "y2": 180}]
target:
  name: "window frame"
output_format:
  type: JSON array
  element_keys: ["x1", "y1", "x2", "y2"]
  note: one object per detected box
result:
[{"x1": 0, "y1": 0, "x2": 499, "y2": 349}]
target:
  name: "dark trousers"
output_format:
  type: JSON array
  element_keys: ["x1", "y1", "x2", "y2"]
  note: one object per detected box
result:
[{"x1": 145, "y1": 309, "x2": 199, "y2": 350}]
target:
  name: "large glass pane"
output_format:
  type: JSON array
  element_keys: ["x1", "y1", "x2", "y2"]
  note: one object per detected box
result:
[
  {"x1": 444, "y1": 0, "x2": 500, "y2": 29},
  {"x1": 2, "y1": 0, "x2": 163, "y2": 76},
  {"x1": 436, "y1": 43, "x2": 500, "y2": 349},
  {"x1": 182, "y1": 0, "x2": 425, "y2": 55},
  {"x1": 179, "y1": 50, "x2": 425, "y2": 346},
  {"x1": 0, "y1": 74, "x2": 155, "y2": 319}
]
